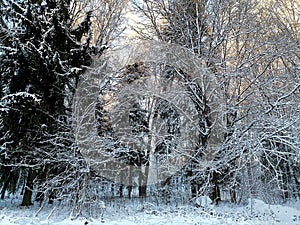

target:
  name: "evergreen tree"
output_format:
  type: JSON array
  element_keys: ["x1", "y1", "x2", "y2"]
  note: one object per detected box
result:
[{"x1": 0, "y1": 0, "x2": 93, "y2": 205}]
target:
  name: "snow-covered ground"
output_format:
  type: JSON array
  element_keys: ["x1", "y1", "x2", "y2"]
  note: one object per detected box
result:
[{"x1": 0, "y1": 197, "x2": 299, "y2": 225}]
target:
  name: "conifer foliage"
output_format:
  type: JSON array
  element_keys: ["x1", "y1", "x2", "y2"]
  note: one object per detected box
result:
[{"x1": 0, "y1": 0, "x2": 93, "y2": 206}]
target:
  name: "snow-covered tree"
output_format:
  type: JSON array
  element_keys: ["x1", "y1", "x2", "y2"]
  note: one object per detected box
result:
[
  {"x1": 0, "y1": 0, "x2": 94, "y2": 206},
  {"x1": 133, "y1": 0, "x2": 300, "y2": 204}
]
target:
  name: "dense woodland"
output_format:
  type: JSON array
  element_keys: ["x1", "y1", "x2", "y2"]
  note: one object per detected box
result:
[{"x1": 0, "y1": 0, "x2": 299, "y2": 218}]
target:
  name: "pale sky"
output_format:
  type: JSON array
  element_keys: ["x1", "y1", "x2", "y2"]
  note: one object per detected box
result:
[{"x1": 122, "y1": 1, "x2": 147, "y2": 39}]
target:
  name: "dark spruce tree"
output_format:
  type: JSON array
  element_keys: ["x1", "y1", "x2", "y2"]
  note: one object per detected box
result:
[{"x1": 0, "y1": 0, "x2": 93, "y2": 206}]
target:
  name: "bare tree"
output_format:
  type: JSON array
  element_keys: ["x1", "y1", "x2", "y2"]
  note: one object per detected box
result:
[
  {"x1": 73, "y1": 39, "x2": 223, "y2": 204},
  {"x1": 132, "y1": 0, "x2": 300, "y2": 204}
]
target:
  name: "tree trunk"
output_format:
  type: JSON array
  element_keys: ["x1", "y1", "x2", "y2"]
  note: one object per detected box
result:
[
  {"x1": 128, "y1": 165, "x2": 133, "y2": 199},
  {"x1": 119, "y1": 171, "x2": 123, "y2": 198},
  {"x1": 138, "y1": 165, "x2": 149, "y2": 198},
  {"x1": 111, "y1": 182, "x2": 115, "y2": 197},
  {"x1": 191, "y1": 182, "x2": 198, "y2": 198},
  {"x1": 139, "y1": 185, "x2": 147, "y2": 198},
  {"x1": 1, "y1": 170, "x2": 13, "y2": 200},
  {"x1": 21, "y1": 168, "x2": 35, "y2": 206},
  {"x1": 230, "y1": 189, "x2": 237, "y2": 203},
  {"x1": 210, "y1": 171, "x2": 221, "y2": 205}
]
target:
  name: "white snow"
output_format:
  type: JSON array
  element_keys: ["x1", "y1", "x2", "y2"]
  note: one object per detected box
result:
[
  {"x1": 195, "y1": 195, "x2": 213, "y2": 208},
  {"x1": 0, "y1": 198, "x2": 299, "y2": 225},
  {"x1": 1, "y1": 92, "x2": 41, "y2": 104}
]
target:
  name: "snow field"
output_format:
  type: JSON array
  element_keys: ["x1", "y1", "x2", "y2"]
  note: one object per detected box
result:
[{"x1": 0, "y1": 198, "x2": 299, "y2": 225}]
